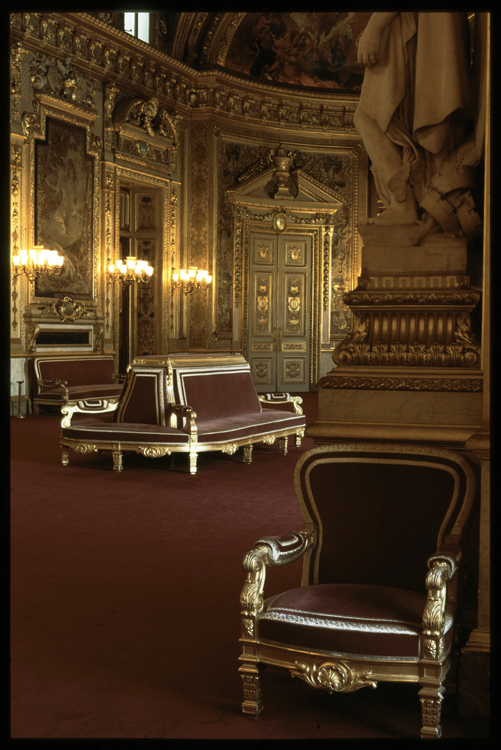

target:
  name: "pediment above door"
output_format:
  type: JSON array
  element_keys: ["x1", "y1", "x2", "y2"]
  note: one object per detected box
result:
[{"x1": 226, "y1": 146, "x2": 344, "y2": 212}]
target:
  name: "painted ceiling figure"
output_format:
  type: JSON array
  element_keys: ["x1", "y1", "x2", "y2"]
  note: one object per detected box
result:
[{"x1": 354, "y1": 12, "x2": 484, "y2": 240}]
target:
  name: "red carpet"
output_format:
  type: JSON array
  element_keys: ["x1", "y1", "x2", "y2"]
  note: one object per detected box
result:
[{"x1": 9, "y1": 393, "x2": 487, "y2": 739}]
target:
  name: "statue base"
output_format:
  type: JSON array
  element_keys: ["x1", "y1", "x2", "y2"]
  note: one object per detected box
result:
[
  {"x1": 309, "y1": 236, "x2": 483, "y2": 449},
  {"x1": 307, "y1": 366, "x2": 483, "y2": 448}
]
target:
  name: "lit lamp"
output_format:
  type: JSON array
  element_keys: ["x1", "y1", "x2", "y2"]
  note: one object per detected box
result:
[
  {"x1": 107, "y1": 256, "x2": 154, "y2": 286},
  {"x1": 12, "y1": 245, "x2": 64, "y2": 281},
  {"x1": 172, "y1": 267, "x2": 212, "y2": 295}
]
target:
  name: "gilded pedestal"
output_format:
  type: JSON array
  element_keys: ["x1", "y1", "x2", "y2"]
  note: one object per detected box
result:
[{"x1": 307, "y1": 236, "x2": 483, "y2": 447}]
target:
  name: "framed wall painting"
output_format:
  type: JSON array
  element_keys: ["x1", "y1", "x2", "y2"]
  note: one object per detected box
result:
[{"x1": 34, "y1": 116, "x2": 95, "y2": 299}]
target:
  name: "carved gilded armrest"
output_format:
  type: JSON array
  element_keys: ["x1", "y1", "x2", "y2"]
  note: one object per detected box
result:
[
  {"x1": 60, "y1": 398, "x2": 119, "y2": 428},
  {"x1": 259, "y1": 393, "x2": 304, "y2": 415},
  {"x1": 421, "y1": 537, "x2": 462, "y2": 661},
  {"x1": 38, "y1": 377, "x2": 69, "y2": 401},
  {"x1": 240, "y1": 528, "x2": 316, "y2": 618},
  {"x1": 169, "y1": 404, "x2": 198, "y2": 439}
]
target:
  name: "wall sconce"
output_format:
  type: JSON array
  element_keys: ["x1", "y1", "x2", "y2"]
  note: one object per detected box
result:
[
  {"x1": 172, "y1": 267, "x2": 212, "y2": 295},
  {"x1": 107, "y1": 256, "x2": 154, "y2": 286},
  {"x1": 12, "y1": 245, "x2": 64, "y2": 281}
]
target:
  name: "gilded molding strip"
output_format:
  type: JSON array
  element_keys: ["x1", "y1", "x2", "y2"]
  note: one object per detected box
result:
[{"x1": 319, "y1": 375, "x2": 483, "y2": 392}]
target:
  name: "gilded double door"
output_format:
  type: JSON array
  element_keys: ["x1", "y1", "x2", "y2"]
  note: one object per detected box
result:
[{"x1": 248, "y1": 231, "x2": 312, "y2": 393}]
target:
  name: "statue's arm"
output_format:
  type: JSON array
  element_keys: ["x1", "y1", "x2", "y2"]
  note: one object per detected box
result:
[{"x1": 357, "y1": 12, "x2": 399, "y2": 68}]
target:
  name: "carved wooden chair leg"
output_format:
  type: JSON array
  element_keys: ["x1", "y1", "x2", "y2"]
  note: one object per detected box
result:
[
  {"x1": 61, "y1": 447, "x2": 69, "y2": 466},
  {"x1": 33, "y1": 402, "x2": 39, "y2": 414},
  {"x1": 189, "y1": 451, "x2": 198, "y2": 475},
  {"x1": 279, "y1": 436, "x2": 288, "y2": 455},
  {"x1": 419, "y1": 684, "x2": 445, "y2": 739},
  {"x1": 243, "y1": 444, "x2": 253, "y2": 464},
  {"x1": 239, "y1": 661, "x2": 264, "y2": 716},
  {"x1": 112, "y1": 450, "x2": 123, "y2": 472},
  {"x1": 295, "y1": 432, "x2": 302, "y2": 448}
]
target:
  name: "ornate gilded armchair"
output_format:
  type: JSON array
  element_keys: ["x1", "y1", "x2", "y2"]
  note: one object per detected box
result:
[{"x1": 238, "y1": 443, "x2": 476, "y2": 738}]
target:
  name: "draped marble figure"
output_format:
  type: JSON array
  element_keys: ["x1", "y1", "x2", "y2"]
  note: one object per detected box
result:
[{"x1": 354, "y1": 12, "x2": 484, "y2": 242}]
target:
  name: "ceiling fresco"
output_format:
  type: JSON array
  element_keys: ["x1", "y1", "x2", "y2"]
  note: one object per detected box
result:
[
  {"x1": 223, "y1": 12, "x2": 369, "y2": 90},
  {"x1": 157, "y1": 12, "x2": 370, "y2": 92}
]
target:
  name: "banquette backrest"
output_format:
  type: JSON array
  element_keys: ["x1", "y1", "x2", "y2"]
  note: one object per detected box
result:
[
  {"x1": 114, "y1": 366, "x2": 169, "y2": 425},
  {"x1": 117, "y1": 354, "x2": 260, "y2": 428},
  {"x1": 33, "y1": 355, "x2": 116, "y2": 389},
  {"x1": 170, "y1": 361, "x2": 262, "y2": 423}
]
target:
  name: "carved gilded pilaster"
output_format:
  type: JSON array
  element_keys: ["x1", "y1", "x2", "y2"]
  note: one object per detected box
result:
[
  {"x1": 10, "y1": 42, "x2": 28, "y2": 123},
  {"x1": 103, "y1": 169, "x2": 115, "y2": 336},
  {"x1": 10, "y1": 144, "x2": 23, "y2": 337},
  {"x1": 188, "y1": 120, "x2": 210, "y2": 348}
]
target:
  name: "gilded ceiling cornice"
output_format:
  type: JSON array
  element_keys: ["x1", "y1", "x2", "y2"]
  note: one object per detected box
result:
[{"x1": 10, "y1": 12, "x2": 358, "y2": 134}]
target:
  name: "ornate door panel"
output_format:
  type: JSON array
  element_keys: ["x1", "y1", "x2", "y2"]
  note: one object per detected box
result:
[{"x1": 249, "y1": 232, "x2": 311, "y2": 392}]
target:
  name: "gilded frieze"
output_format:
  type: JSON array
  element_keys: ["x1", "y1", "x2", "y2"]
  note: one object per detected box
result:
[
  {"x1": 13, "y1": 13, "x2": 359, "y2": 136},
  {"x1": 319, "y1": 374, "x2": 483, "y2": 392}
]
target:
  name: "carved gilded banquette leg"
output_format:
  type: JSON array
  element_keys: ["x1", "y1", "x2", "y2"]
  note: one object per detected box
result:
[
  {"x1": 189, "y1": 451, "x2": 198, "y2": 475},
  {"x1": 112, "y1": 450, "x2": 123, "y2": 472},
  {"x1": 295, "y1": 428, "x2": 304, "y2": 448},
  {"x1": 61, "y1": 447, "x2": 69, "y2": 466},
  {"x1": 243, "y1": 444, "x2": 253, "y2": 464},
  {"x1": 279, "y1": 435, "x2": 288, "y2": 455}
]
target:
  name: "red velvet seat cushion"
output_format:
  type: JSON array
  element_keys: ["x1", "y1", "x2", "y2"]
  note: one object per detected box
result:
[
  {"x1": 196, "y1": 410, "x2": 306, "y2": 443},
  {"x1": 61, "y1": 419, "x2": 190, "y2": 445},
  {"x1": 259, "y1": 584, "x2": 454, "y2": 659}
]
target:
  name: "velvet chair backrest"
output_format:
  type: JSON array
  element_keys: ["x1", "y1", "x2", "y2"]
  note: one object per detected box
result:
[
  {"x1": 294, "y1": 443, "x2": 476, "y2": 593},
  {"x1": 114, "y1": 366, "x2": 168, "y2": 425}
]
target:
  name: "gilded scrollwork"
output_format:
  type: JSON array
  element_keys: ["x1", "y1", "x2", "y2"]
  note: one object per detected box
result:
[
  {"x1": 53, "y1": 296, "x2": 92, "y2": 322},
  {"x1": 263, "y1": 434, "x2": 276, "y2": 445},
  {"x1": 138, "y1": 446, "x2": 171, "y2": 458},
  {"x1": 240, "y1": 547, "x2": 268, "y2": 615},
  {"x1": 291, "y1": 660, "x2": 377, "y2": 694},
  {"x1": 29, "y1": 52, "x2": 96, "y2": 110},
  {"x1": 74, "y1": 443, "x2": 99, "y2": 454}
]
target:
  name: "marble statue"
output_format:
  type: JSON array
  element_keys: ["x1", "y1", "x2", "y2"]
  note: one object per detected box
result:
[{"x1": 354, "y1": 12, "x2": 484, "y2": 243}]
